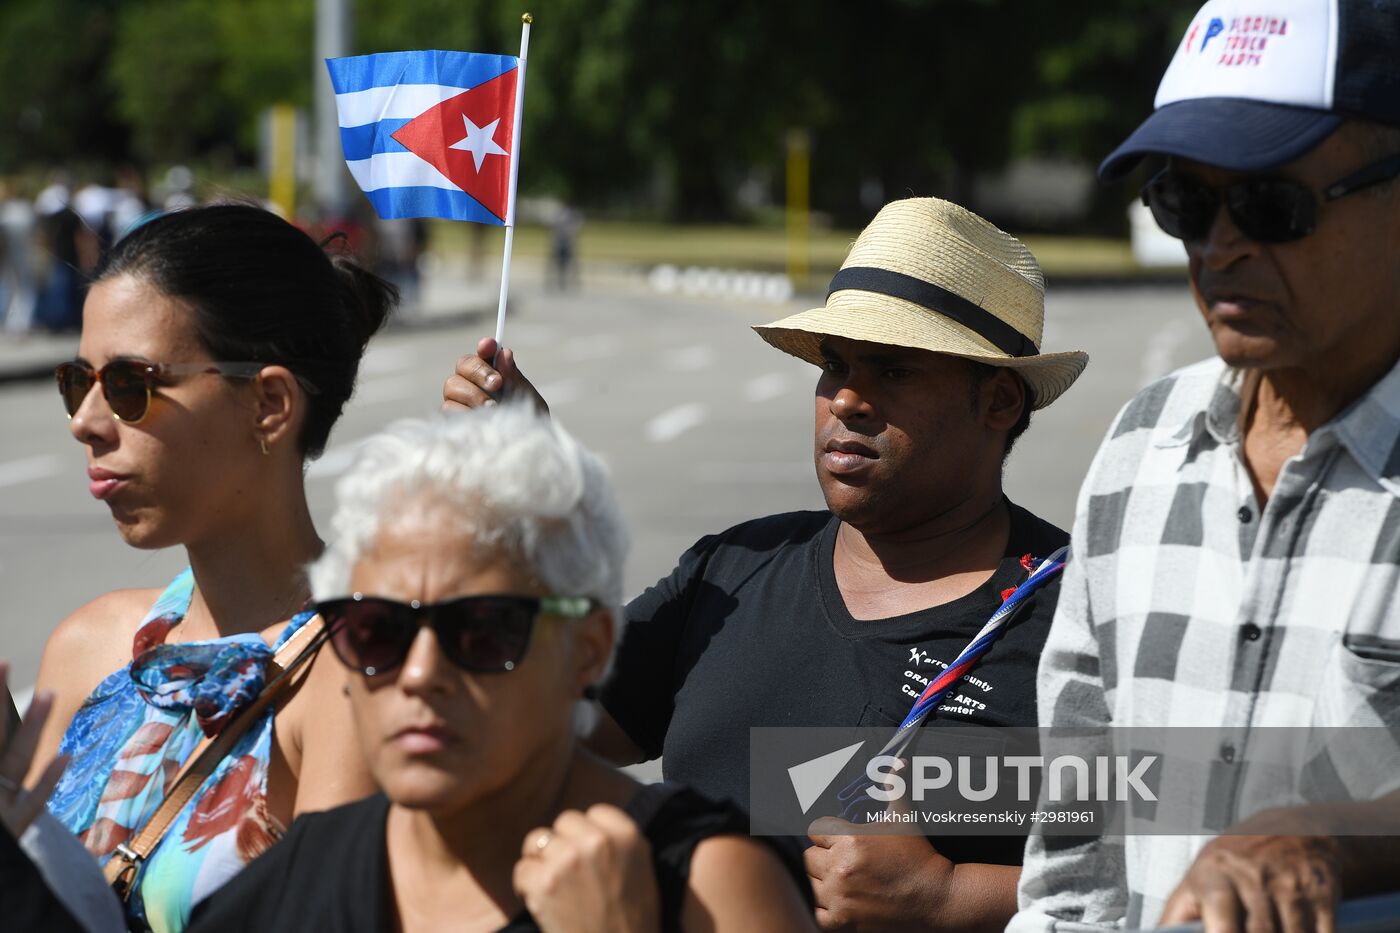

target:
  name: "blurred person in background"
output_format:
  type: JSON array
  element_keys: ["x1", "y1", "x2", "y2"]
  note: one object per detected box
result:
[
  {"x1": 373, "y1": 217, "x2": 427, "y2": 313},
  {"x1": 157, "y1": 166, "x2": 198, "y2": 213},
  {"x1": 185, "y1": 405, "x2": 815, "y2": 932},
  {"x1": 550, "y1": 204, "x2": 582, "y2": 291},
  {"x1": 0, "y1": 177, "x2": 38, "y2": 335},
  {"x1": 30, "y1": 204, "x2": 396, "y2": 933},
  {"x1": 33, "y1": 170, "x2": 74, "y2": 218},
  {"x1": 469, "y1": 223, "x2": 489, "y2": 282},
  {"x1": 1010, "y1": 1, "x2": 1400, "y2": 931},
  {"x1": 74, "y1": 173, "x2": 121, "y2": 253},
  {"x1": 33, "y1": 170, "x2": 89, "y2": 332},
  {"x1": 110, "y1": 165, "x2": 155, "y2": 241}
]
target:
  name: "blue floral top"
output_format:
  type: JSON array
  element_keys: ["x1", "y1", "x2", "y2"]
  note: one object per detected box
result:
[{"x1": 48, "y1": 569, "x2": 314, "y2": 933}]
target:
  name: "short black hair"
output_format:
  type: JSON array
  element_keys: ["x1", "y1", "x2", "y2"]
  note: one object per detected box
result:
[
  {"x1": 967, "y1": 361, "x2": 1033, "y2": 464},
  {"x1": 1350, "y1": 119, "x2": 1400, "y2": 197},
  {"x1": 96, "y1": 204, "x2": 397, "y2": 458}
]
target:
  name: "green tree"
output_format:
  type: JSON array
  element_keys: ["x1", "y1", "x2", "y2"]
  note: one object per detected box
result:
[
  {"x1": 109, "y1": 0, "x2": 237, "y2": 161},
  {"x1": 215, "y1": 0, "x2": 315, "y2": 149},
  {"x1": 354, "y1": 0, "x2": 653, "y2": 206},
  {"x1": 1013, "y1": 2, "x2": 1193, "y2": 165},
  {"x1": 0, "y1": 0, "x2": 1192, "y2": 231},
  {"x1": 0, "y1": 0, "x2": 124, "y2": 171}
]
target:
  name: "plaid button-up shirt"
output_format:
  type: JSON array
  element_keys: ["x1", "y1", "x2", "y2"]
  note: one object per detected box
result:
[{"x1": 1009, "y1": 355, "x2": 1400, "y2": 932}]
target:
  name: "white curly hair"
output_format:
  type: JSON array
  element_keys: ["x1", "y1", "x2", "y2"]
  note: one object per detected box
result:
[{"x1": 307, "y1": 403, "x2": 629, "y2": 630}]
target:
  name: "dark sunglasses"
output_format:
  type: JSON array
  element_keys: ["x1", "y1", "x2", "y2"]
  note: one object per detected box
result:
[
  {"x1": 55, "y1": 359, "x2": 266, "y2": 424},
  {"x1": 1141, "y1": 152, "x2": 1400, "y2": 243},
  {"x1": 317, "y1": 592, "x2": 595, "y2": 677}
]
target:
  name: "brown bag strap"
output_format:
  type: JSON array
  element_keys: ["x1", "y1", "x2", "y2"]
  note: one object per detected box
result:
[{"x1": 104, "y1": 614, "x2": 329, "y2": 900}]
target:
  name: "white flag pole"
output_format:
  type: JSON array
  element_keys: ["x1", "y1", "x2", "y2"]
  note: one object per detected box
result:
[{"x1": 494, "y1": 13, "x2": 532, "y2": 350}]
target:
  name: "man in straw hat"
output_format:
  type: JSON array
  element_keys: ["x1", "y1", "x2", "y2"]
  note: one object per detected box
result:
[
  {"x1": 1010, "y1": 2, "x2": 1400, "y2": 932},
  {"x1": 445, "y1": 196, "x2": 1088, "y2": 930}
]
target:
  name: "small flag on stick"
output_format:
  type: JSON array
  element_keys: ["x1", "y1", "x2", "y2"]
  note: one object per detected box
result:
[
  {"x1": 327, "y1": 15, "x2": 532, "y2": 346},
  {"x1": 326, "y1": 49, "x2": 521, "y2": 224}
]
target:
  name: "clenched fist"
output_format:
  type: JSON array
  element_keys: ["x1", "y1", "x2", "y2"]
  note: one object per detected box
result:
[{"x1": 514, "y1": 803, "x2": 660, "y2": 933}]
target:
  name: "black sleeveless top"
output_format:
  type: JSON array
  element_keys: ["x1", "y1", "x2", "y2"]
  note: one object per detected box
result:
[{"x1": 188, "y1": 783, "x2": 806, "y2": 932}]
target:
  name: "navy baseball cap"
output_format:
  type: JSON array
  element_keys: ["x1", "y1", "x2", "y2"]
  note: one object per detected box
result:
[{"x1": 1100, "y1": 0, "x2": 1400, "y2": 181}]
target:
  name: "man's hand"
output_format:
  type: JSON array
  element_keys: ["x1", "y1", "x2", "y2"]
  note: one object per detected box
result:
[
  {"x1": 1158, "y1": 829, "x2": 1342, "y2": 933},
  {"x1": 806, "y1": 815, "x2": 953, "y2": 932},
  {"x1": 0, "y1": 662, "x2": 68, "y2": 839},
  {"x1": 514, "y1": 804, "x2": 659, "y2": 933},
  {"x1": 442, "y1": 336, "x2": 548, "y2": 415}
]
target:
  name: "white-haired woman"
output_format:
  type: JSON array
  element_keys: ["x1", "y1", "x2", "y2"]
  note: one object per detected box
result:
[{"x1": 186, "y1": 404, "x2": 814, "y2": 933}]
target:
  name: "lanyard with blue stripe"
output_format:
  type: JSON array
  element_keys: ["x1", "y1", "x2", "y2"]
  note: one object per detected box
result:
[{"x1": 835, "y1": 545, "x2": 1069, "y2": 822}]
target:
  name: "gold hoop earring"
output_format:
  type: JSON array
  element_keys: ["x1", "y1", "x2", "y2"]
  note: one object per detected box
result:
[{"x1": 259, "y1": 436, "x2": 271, "y2": 457}]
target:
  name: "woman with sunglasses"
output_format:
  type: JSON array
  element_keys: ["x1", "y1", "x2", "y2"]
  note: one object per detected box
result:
[
  {"x1": 186, "y1": 405, "x2": 814, "y2": 933},
  {"x1": 28, "y1": 204, "x2": 394, "y2": 933}
]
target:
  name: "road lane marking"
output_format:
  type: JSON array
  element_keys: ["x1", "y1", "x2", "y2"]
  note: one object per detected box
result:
[
  {"x1": 743, "y1": 373, "x2": 791, "y2": 402},
  {"x1": 0, "y1": 455, "x2": 64, "y2": 489},
  {"x1": 645, "y1": 403, "x2": 707, "y2": 443},
  {"x1": 662, "y1": 345, "x2": 714, "y2": 372}
]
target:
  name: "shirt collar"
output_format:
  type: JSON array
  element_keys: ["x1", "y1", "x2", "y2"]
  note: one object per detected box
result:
[
  {"x1": 1202, "y1": 369, "x2": 1245, "y2": 447},
  {"x1": 1157, "y1": 366, "x2": 1245, "y2": 450},
  {"x1": 1160, "y1": 356, "x2": 1400, "y2": 497},
  {"x1": 1332, "y1": 355, "x2": 1400, "y2": 498}
]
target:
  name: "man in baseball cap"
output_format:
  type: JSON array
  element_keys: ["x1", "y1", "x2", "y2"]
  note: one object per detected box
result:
[
  {"x1": 1101, "y1": 3, "x2": 1400, "y2": 181},
  {"x1": 1012, "y1": 2, "x2": 1400, "y2": 931}
]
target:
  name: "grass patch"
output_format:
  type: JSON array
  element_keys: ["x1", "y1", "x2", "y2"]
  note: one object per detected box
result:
[{"x1": 430, "y1": 219, "x2": 1154, "y2": 282}]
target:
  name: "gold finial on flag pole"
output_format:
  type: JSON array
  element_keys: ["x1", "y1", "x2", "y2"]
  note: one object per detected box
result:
[{"x1": 523, "y1": 13, "x2": 533, "y2": 24}]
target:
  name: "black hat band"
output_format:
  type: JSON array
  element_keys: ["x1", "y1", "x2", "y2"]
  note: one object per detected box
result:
[{"x1": 827, "y1": 266, "x2": 1038, "y2": 358}]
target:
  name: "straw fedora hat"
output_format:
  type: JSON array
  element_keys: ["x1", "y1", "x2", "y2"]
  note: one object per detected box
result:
[{"x1": 753, "y1": 197, "x2": 1088, "y2": 409}]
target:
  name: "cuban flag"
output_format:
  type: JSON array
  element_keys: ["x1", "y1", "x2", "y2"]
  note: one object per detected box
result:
[{"x1": 327, "y1": 50, "x2": 520, "y2": 224}]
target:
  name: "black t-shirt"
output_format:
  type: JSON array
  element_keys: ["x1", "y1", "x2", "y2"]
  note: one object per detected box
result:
[
  {"x1": 188, "y1": 783, "x2": 803, "y2": 932},
  {"x1": 600, "y1": 501, "x2": 1067, "y2": 865}
]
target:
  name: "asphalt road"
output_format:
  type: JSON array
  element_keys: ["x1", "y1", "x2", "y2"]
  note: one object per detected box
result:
[{"x1": 0, "y1": 279, "x2": 1215, "y2": 706}]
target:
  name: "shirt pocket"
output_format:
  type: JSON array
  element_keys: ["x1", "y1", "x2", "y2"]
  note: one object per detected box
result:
[
  {"x1": 1301, "y1": 637, "x2": 1400, "y2": 802},
  {"x1": 1311, "y1": 580, "x2": 1400, "y2": 728},
  {"x1": 1341, "y1": 634, "x2": 1400, "y2": 663},
  {"x1": 1319, "y1": 636, "x2": 1400, "y2": 725}
]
